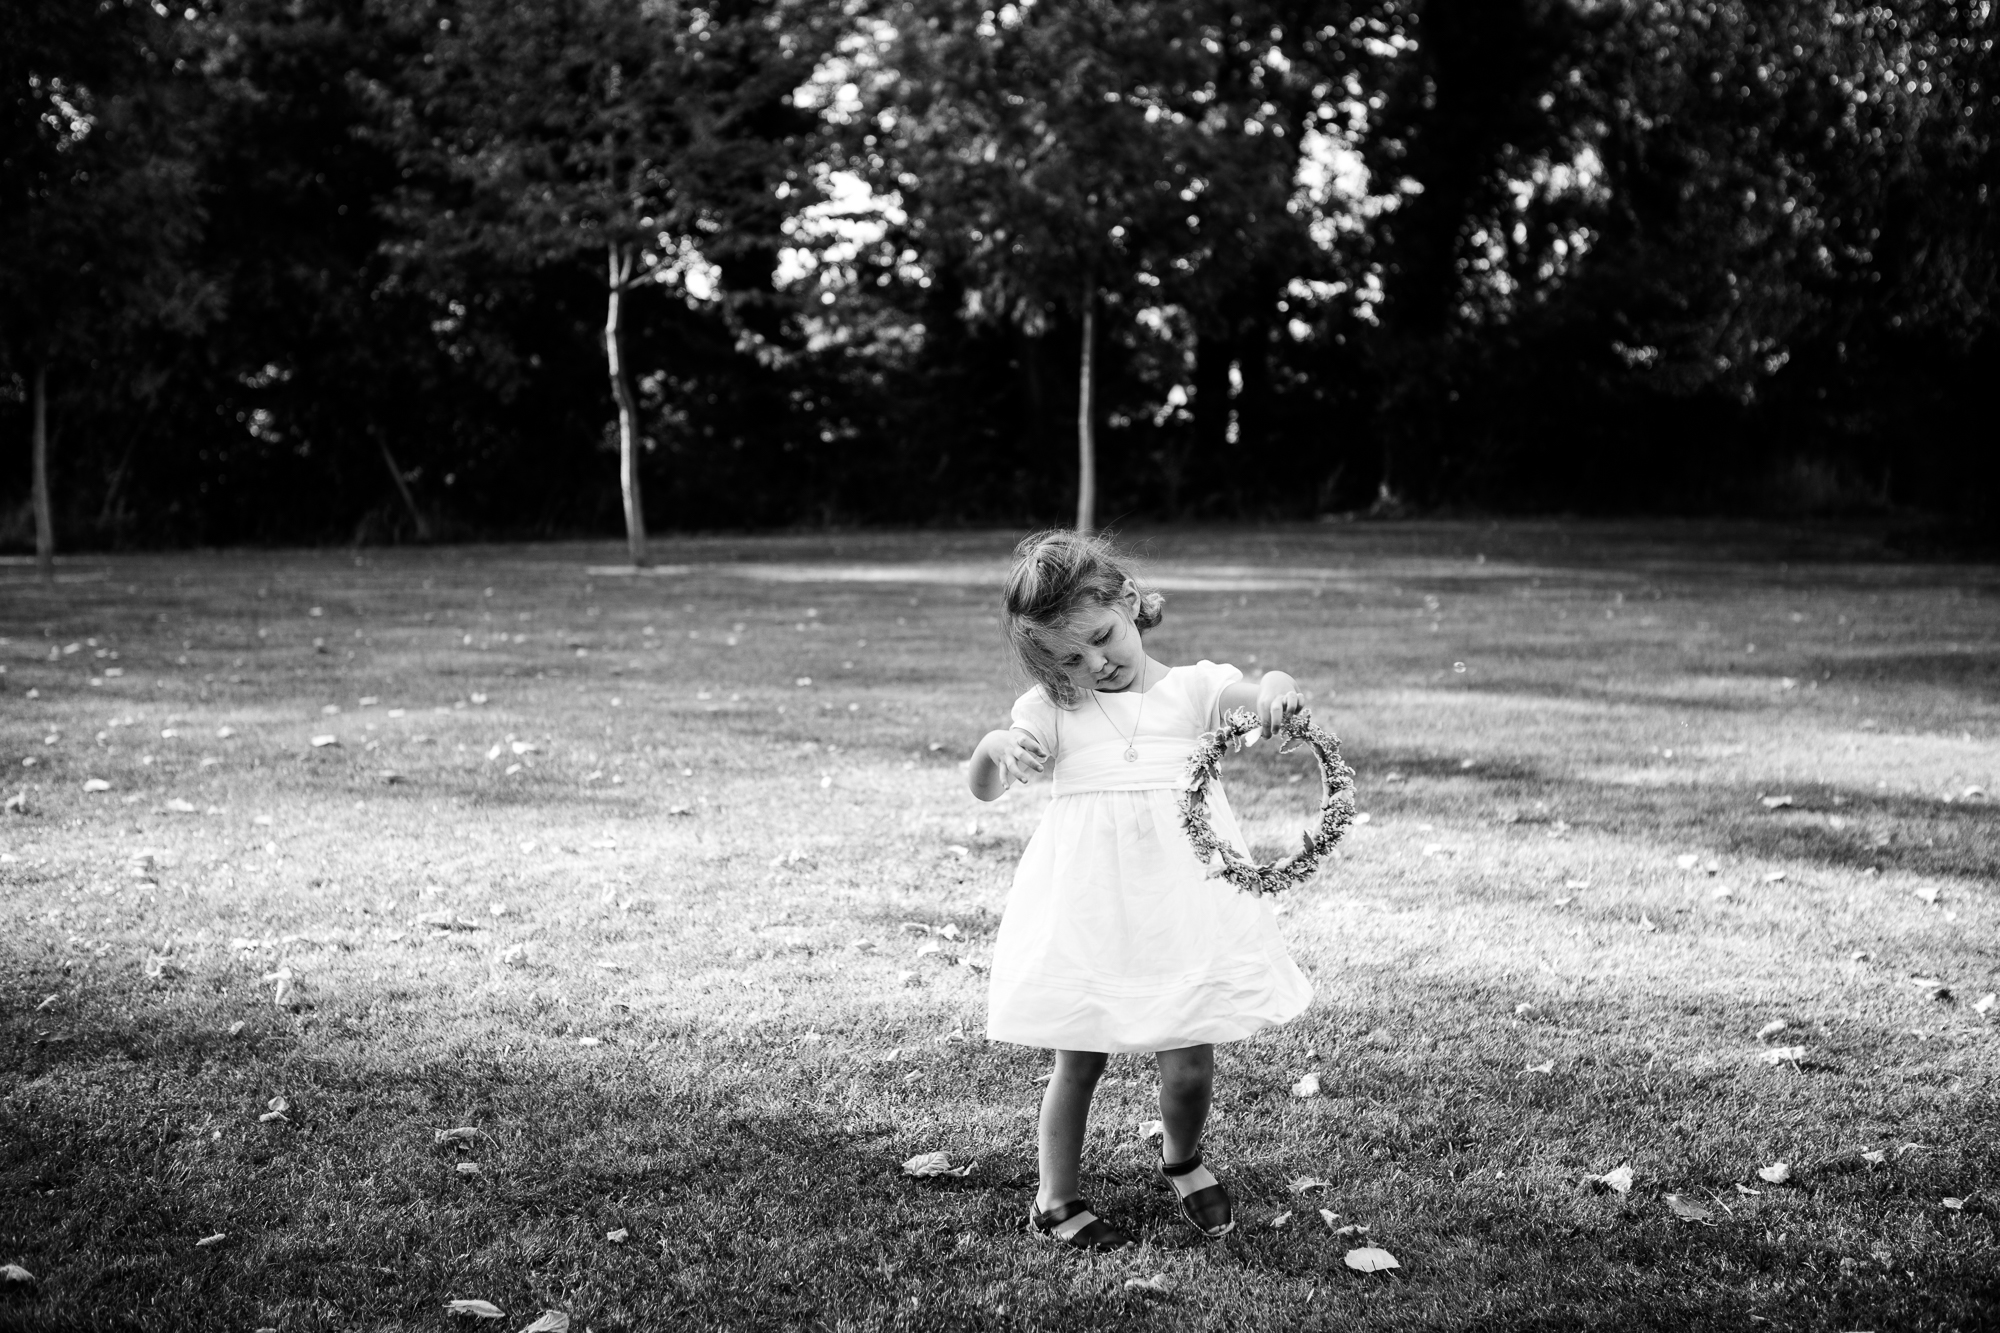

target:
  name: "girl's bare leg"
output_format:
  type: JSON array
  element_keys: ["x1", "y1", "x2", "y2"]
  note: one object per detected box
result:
[
  {"x1": 1036, "y1": 1049, "x2": 1109, "y2": 1212},
  {"x1": 1154, "y1": 1043, "x2": 1214, "y2": 1164}
]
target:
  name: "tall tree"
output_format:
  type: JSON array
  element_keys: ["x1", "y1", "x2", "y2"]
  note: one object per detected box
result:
[
  {"x1": 0, "y1": 0, "x2": 211, "y2": 573},
  {"x1": 377, "y1": 0, "x2": 825, "y2": 564}
]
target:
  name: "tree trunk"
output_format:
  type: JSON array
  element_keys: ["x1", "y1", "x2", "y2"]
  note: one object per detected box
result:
[
  {"x1": 31, "y1": 364, "x2": 53, "y2": 581},
  {"x1": 1075, "y1": 276, "x2": 1097, "y2": 535},
  {"x1": 376, "y1": 432, "x2": 432, "y2": 541},
  {"x1": 605, "y1": 242, "x2": 648, "y2": 567}
]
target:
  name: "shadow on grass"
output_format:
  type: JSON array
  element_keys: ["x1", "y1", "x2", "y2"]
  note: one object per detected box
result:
[{"x1": 4, "y1": 973, "x2": 1999, "y2": 1331}]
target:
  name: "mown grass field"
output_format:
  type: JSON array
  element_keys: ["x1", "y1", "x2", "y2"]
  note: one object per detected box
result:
[{"x1": 2, "y1": 522, "x2": 1997, "y2": 1333}]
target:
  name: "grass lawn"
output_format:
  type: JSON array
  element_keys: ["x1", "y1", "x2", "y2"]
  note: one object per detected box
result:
[{"x1": 2, "y1": 521, "x2": 1997, "y2": 1332}]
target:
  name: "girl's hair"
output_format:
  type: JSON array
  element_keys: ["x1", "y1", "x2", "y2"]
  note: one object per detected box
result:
[{"x1": 1002, "y1": 529, "x2": 1165, "y2": 707}]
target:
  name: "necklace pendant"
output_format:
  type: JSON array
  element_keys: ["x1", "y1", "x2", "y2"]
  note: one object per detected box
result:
[{"x1": 1123, "y1": 744, "x2": 1138, "y2": 762}]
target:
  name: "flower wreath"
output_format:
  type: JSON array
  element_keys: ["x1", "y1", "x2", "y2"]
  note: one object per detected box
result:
[{"x1": 1178, "y1": 706, "x2": 1357, "y2": 896}]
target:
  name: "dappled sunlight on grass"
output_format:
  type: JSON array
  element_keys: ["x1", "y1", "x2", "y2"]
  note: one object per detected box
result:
[{"x1": 2, "y1": 525, "x2": 1996, "y2": 1329}]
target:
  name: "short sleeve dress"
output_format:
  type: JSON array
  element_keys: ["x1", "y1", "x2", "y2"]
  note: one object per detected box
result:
[{"x1": 986, "y1": 660, "x2": 1314, "y2": 1053}]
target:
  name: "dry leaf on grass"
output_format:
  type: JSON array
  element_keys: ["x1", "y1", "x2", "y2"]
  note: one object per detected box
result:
[
  {"x1": 1861, "y1": 1150, "x2": 1887, "y2": 1165},
  {"x1": 1521, "y1": 1061, "x2": 1555, "y2": 1076},
  {"x1": 577, "y1": 1037, "x2": 601, "y2": 1047},
  {"x1": 1585, "y1": 1165, "x2": 1634, "y2": 1193},
  {"x1": 83, "y1": 779, "x2": 112, "y2": 793},
  {"x1": 434, "y1": 1126, "x2": 479, "y2": 1146},
  {"x1": 1291, "y1": 1072, "x2": 1321, "y2": 1098},
  {"x1": 310, "y1": 735, "x2": 339, "y2": 748},
  {"x1": 195, "y1": 1233, "x2": 226, "y2": 1248},
  {"x1": 1318, "y1": 1209, "x2": 1339, "y2": 1228},
  {"x1": 1914, "y1": 885, "x2": 1941, "y2": 904},
  {"x1": 1289, "y1": 1176, "x2": 1335, "y2": 1196},
  {"x1": 1942, "y1": 1197, "x2": 1967, "y2": 1211},
  {"x1": 1760, "y1": 794, "x2": 1794, "y2": 810},
  {"x1": 1761, "y1": 1045, "x2": 1808, "y2": 1065},
  {"x1": 516, "y1": 1313, "x2": 569, "y2": 1333},
  {"x1": 1123, "y1": 1274, "x2": 1173, "y2": 1295},
  {"x1": 1332, "y1": 1223, "x2": 1370, "y2": 1237},
  {"x1": 1343, "y1": 1247, "x2": 1401, "y2": 1272},
  {"x1": 1758, "y1": 1162, "x2": 1792, "y2": 1184},
  {"x1": 605, "y1": 1228, "x2": 628, "y2": 1243},
  {"x1": 901, "y1": 1151, "x2": 974, "y2": 1178},
  {"x1": 456, "y1": 1162, "x2": 483, "y2": 1177},
  {"x1": 1270, "y1": 1211, "x2": 1293, "y2": 1228},
  {"x1": 1137, "y1": 1120, "x2": 1163, "y2": 1141},
  {"x1": 1665, "y1": 1194, "x2": 1713, "y2": 1222},
  {"x1": 1, "y1": 1264, "x2": 35, "y2": 1285},
  {"x1": 1761, "y1": 871, "x2": 1787, "y2": 883},
  {"x1": 1756, "y1": 1019, "x2": 1788, "y2": 1040},
  {"x1": 445, "y1": 1300, "x2": 505, "y2": 1320}
]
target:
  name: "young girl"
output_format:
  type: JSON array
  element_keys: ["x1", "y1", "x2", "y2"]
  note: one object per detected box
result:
[{"x1": 968, "y1": 530, "x2": 1314, "y2": 1251}]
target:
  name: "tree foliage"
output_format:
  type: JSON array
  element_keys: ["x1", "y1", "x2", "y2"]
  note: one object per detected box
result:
[{"x1": 4, "y1": 0, "x2": 1995, "y2": 549}]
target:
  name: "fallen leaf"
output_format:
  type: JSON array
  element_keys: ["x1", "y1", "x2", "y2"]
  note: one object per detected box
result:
[
  {"x1": 1585, "y1": 1165, "x2": 1634, "y2": 1194},
  {"x1": 1, "y1": 1264, "x2": 34, "y2": 1285},
  {"x1": 1761, "y1": 871, "x2": 1787, "y2": 883},
  {"x1": 577, "y1": 1037, "x2": 601, "y2": 1047},
  {"x1": 1913, "y1": 885, "x2": 1941, "y2": 904},
  {"x1": 1289, "y1": 1176, "x2": 1335, "y2": 1196},
  {"x1": 1758, "y1": 1162, "x2": 1792, "y2": 1184},
  {"x1": 1675, "y1": 853, "x2": 1700, "y2": 870},
  {"x1": 1270, "y1": 1211, "x2": 1293, "y2": 1228},
  {"x1": 1761, "y1": 1045, "x2": 1808, "y2": 1065},
  {"x1": 1861, "y1": 1150, "x2": 1887, "y2": 1165},
  {"x1": 83, "y1": 778, "x2": 112, "y2": 792},
  {"x1": 1137, "y1": 1119, "x2": 1164, "y2": 1141},
  {"x1": 1291, "y1": 1072, "x2": 1321, "y2": 1098},
  {"x1": 1514, "y1": 1003, "x2": 1536, "y2": 1016},
  {"x1": 1343, "y1": 1247, "x2": 1401, "y2": 1272},
  {"x1": 1760, "y1": 794, "x2": 1794, "y2": 810},
  {"x1": 605, "y1": 1229, "x2": 628, "y2": 1243},
  {"x1": 1332, "y1": 1223, "x2": 1370, "y2": 1237},
  {"x1": 1895, "y1": 1142, "x2": 1927, "y2": 1159},
  {"x1": 258, "y1": 1110, "x2": 286, "y2": 1124},
  {"x1": 196, "y1": 1233, "x2": 226, "y2": 1248},
  {"x1": 1123, "y1": 1273, "x2": 1173, "y2": 1295},
  {"x1": 435, "y1": 1126, "x2": 480, "y2": 1146},
  {"x1": 1942, "y1": 1197, "x2": 1966, "y2": 1211},
  {"x1": 516, "y1": 1315, "x2": 569, "y2": 1333},
  {"x1": 1318, "y1": 1208, "x2": 1339, "y2": 1228},
  {"x1": 228, "y1": 1021, "x2": 245, "y2": 1037},
  {"x1": 164, "y1": 798, "x2": 197, "y2": 814},
  {"x1": 1735, "y1": 1183, "x2": 1762, "y2": 1196},
  {"x1": 1665, "y1": 1194, "x2": 1712, "y2": 1222},
  {"x1": 456, "y1": 1162, "x2": 483, "y2": 1177},
  {"x1": 901, "y1": 1151, "x2": 974, "y2": 1178},
  {"x1": 1638, "y1": 914, "x2": 1658, "y2": 932},
  {"x1": 1521, "y1": 1061, "x2": 1555, "y2": 1075},
  {"x1": 1757, "y1": 1019, "x2": 1788, "y2": 1040},
  {"x1": 445, "y1": 1300, "x2": 506, "y2": 1320},
  {"x1": 1975, "y1": 993, "x2": 1997, "y2": 1016},
  {"x1": 310, "y1": 734, "x2": 338, "y2": 748}
]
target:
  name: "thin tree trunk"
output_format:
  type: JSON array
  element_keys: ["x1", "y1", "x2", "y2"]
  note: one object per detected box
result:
[
  {"x1": 1075, "y1": 276, "x2": 1097, "y2": 535},
  {"x1": 376, "y1": 432, "x2": 432, "y2": 541},
  {"x1": 31, "y1": 364, "x2": 53, "y2": 581},
  {"x1": 606, "y1": 242, "x2": 648, "y2": 567}
]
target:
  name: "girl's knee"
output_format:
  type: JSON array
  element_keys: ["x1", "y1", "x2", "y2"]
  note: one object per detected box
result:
[{"x1": 1054, "y1": 1049, "x2": 1109, "y2": 1081}]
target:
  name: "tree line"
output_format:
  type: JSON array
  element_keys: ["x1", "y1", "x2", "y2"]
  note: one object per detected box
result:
[{"x1": 4, "y1": 0, "x2": 1995, "y2": 563}]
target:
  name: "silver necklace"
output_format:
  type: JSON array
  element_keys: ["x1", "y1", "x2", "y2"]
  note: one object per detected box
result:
[{"x1": 1090, "y1": 668, "x2": 1147, "y2": 762}]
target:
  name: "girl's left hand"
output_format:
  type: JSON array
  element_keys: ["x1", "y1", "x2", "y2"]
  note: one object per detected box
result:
[{"x1": 1257, "y1": 682, "x2": 1306, "y2": 732}]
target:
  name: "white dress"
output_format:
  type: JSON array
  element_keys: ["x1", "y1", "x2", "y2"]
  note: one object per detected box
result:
[{"x1": 986, "y1": 661, "x2": 1314, "y2": 1053}]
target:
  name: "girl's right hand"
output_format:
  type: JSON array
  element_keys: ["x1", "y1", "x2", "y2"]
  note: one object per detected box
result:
[{"x1": 991, "y1": 729, "x2": 1049, "y2": 785}]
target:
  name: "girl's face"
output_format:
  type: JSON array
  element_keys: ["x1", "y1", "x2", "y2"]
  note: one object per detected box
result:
[{"x1": 1055, "y1": 585, "x2": 1148, "y2": 694}]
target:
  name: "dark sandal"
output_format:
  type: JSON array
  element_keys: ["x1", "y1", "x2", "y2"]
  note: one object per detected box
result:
[
  {"x1": 1160, "y1": 1150, "x2": 1235, "y2": 1238},
  {"x1": 1028, "y1": 1198, "x2": 1133, "y2": 1252}
]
